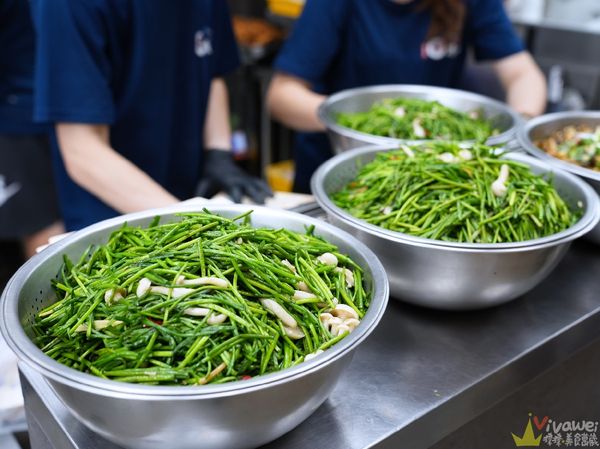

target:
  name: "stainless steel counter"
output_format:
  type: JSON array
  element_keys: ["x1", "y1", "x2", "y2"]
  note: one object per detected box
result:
[{"x1": 17, "y1": 233, "x2": 600, "y2": 449}]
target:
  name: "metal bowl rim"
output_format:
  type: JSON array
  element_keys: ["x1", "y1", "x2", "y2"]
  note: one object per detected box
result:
[
  {"x1": 311, "y1": 145, "x2": 600, "y2": 252},
  {"x1": 0, "y1": 204, "x2": 389, "y2": 400},
  {"x1": 317, "y1": 84, "x2": 523, "y2": 146},
  {"x1": 518, "y1": 110, "x2": 600, "y2": 183}
]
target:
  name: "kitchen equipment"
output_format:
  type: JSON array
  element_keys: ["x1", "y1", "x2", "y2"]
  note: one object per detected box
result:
[
  {"x1": 0, "y1": 204, "x2": 389, "y2": 449},
  {"x1": 318, "y1": 84, "x2": 523, "y2": 153},
  {"x1": 311, "y1": 145, "x2": 599, "y2": 310},
  {"x1": 518, "y1": 111, "x2": 600, "y2": 243}
]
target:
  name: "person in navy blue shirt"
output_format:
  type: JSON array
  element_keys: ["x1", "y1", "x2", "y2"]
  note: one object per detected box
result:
[
  {"x1": 267, "y1": 0, "x2": 547, "y2": 193},
  {"x1": 0, "y1": 0, "x2": 63, "y2": 257},
  {"x1": 31, "y1": 0, "x2": 271, "y2": 231}
]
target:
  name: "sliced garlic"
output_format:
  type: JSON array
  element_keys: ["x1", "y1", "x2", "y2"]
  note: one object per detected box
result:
[
  {"x1": 412, "y1": 119, "x2": 426, "y2": 138},
  {"x1": 150, "y1": 286, "x2": 194, "y2": 298},
  {"x1": 75, "y1": 320, "x2": 124, "y2": 333},
  {"x1": 491, "y1": 164, "x2": 510, "y2": 197},
  {"x1": 175, "y1": 276, "x2": 228, "y2": 288},
  {"x1": 259, "y1": 298, "x2": 297, "y2": 328},
  {"x1": 281, "y1": 259, "x2": 297, "y2": 273},
  {"x1": 296, "y1": 281, "x2": 311, "y2": 293},
  {"x1": 136, "y1": 278, "x2": 152, "y2": 298},
  {"x1": 92, "y1": 319, "x2": 124, "y2": 330},
  {"x1": 331, "y1": 323, "x2": 350, "y2": 337},
  {"x1": 344, "y1": 318, "x2": 361, "y2": 332},
  {"x1": 334, "y1": 267, "x2": 355, "y2": 288},
  {"x1": 317, "y1": 252, "x2": 338, "y2": 267},
  {"x1": 319, "y1": 312, "x2": 334, "y2": 325},
  {"x1": 319, "y1": 313, "x2": 343, "y2": 332},
  {"x1": 438, "y1": 152, "x2": 459, "y2": 163},
  {"x1": 183, "y1": 308, "x2": 228, "y2": 324},
  {"x1": 104, "y1": 289, "x2": 125, "y2": 305},
  {"x1": 283, "y1": 325, "x2": 305, "y2": 340},
  {"x1": 171, "y1": 287, "x2": 195, "y2": 298},
  {"x1": 458, "y1": 149, "x2": 473, "y2": 161},
  {"x1": 149, "y1": 286, "x2": 170, "y2": 296},
  {"x1": 293, "y1": 290, "x2": 317, "y2": 301},
  {"x1": 330, "y1": 304, "x2": 359, "y2": 320},
  {"x1": 207, "y1": 313, "x2": 228, "y2": 325},
  {"x1": 183, "y1": 307, "x2": 211, "y2": 317}
]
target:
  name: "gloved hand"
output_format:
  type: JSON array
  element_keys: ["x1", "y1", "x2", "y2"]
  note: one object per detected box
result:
[{"x1": 197, "y1": 149, "x2": 273, "y2": 204}]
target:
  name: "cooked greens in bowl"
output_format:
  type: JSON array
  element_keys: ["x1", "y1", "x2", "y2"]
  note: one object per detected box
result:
[
  {"x1": 32, "y1": 210, "x2": 370, "y2": 386},
  {"x1": 331, "y1": 142, "x2": 580, "y2": 244},
  {"x1": 336, "y1": 97, "x2": 496, "y2": 142}
]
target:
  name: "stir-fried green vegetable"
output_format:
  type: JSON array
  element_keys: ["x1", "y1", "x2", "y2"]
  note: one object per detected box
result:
[
  {"x1": 336, "y1": 97, "x2": 495, "y2": 142},
  {"x1": 536, "y1": 125, "x2": 600, "y2": 171},
  {"x1": 33, "y1": 211, "x2": 369, "y2": 385},
  {"x1": 331, "y1": 143, "x2": 580, "y2": 243}
]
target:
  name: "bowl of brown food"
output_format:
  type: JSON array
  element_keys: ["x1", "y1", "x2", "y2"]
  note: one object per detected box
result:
[{"x1": 518, "y1": 111, "x2": 600, "y2": 243}]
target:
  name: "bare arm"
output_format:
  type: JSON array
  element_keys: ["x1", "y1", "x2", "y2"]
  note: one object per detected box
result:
[
  {"x1": 493, "y1": 51, "x2": 547, "y2": 118},
  {"x1": 203, "y1": 78, "x2": 233, "y2": 151},
  {"x1": 56, "y1": 124, "x2": 179, "y2": 214},
  {"x1": 267, "y1": 73, "x2": 326, "y2": 132}
]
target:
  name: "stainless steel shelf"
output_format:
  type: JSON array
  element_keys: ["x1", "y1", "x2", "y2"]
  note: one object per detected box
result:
[
  {"x1": 511, "y1": 15, "x2": 600, "y2": 36},
  {"x1": 17, "y1": 222, "x2": 600, "y2": 448}
]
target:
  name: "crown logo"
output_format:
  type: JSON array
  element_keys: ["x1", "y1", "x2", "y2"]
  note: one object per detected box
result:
[{"x1": 512, "y1": 414, "x2": 542, "y2": 447}]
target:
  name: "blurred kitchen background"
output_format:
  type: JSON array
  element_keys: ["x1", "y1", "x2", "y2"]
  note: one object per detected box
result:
[
  {"x1": 3, "y1": 0, "x2": 600, "y2": 289},
  {"x1": 224, "y1": 0, "x2": 600, "y2": 202}
]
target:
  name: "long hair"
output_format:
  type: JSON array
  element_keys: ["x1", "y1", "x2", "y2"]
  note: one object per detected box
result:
[{"x1": 420, "y1": 0, "x2": 466, "y2": 45}]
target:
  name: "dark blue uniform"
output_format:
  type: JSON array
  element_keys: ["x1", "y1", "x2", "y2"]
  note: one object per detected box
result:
[
  {"x1": 0, "y1": 0, "x2": 59, "y2": 238},
  {"x1": 0, "y1": 0, "x2": 46, "y2": 134},
  {"x1": 274, "y1": 0, "x2": 525, "y2": 192},
  {"x1": 31, "y1": 0, "x2": 240, "y2": 230}
]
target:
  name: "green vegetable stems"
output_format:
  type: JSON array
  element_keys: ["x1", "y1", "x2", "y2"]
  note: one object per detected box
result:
[
  {"x1": 34, "y1": 211, "x2": 370, "y2": 386},
  {"x1": 331, "y1": 143, "x2": 579, "y2": 243},
  {"x1": 336, "y1": 97, "x2": 495, "y2": 142}
]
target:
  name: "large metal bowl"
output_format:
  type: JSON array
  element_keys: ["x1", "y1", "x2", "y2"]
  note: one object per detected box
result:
[
  {"x1": 0, "y1": 204, "x2": 389, "y2": 449},
  {"x1": 318, "y1": 84, "x2": 523, "y2": 153},
  {"x1": 312, "y1": 146, "x2": 600, "y2": 310},
  {"x1": 518, "y1": 111, "x2": 600, "y2": 244}
]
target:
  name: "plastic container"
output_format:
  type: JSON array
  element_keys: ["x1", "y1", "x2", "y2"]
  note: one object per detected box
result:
[
  {"x1": 267, "y1": 0, "x2": 305, "y2": 18},
  {"x1": 266, "y1": 160, "x2": 295, "y2": 192}
]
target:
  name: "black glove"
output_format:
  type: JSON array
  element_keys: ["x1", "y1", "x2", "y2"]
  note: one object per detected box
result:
[{"x1": 197, "y1": 149, "x2": 273, "y2": 204}]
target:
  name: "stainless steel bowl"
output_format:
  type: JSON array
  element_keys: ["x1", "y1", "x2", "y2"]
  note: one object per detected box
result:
[
  {"x1": 0, "y1": 204, "x2": 389, "y2": 449},
  {"x1": 312, "y1": 146, "x2": 600, "y2": 310},
  {"x1": 518, "y1": 111, "x2": 600, "y2": 244},
  {"x1": 318, "y1": 84, "x2": 523, "y2": 153}
]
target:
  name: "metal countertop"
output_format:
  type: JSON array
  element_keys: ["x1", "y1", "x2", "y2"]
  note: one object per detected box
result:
[{"x1": 18, "y1": 238, "x2": 600, "y2": 449}]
